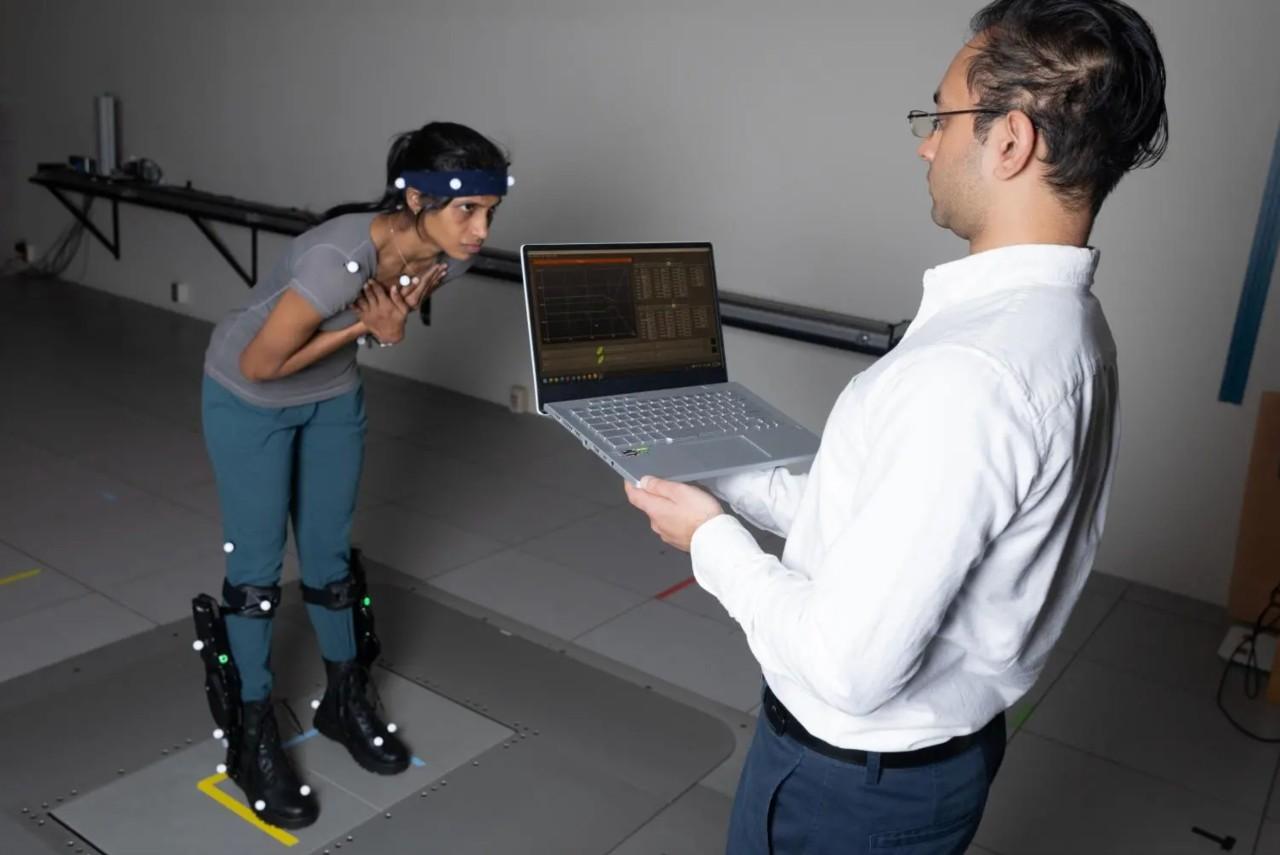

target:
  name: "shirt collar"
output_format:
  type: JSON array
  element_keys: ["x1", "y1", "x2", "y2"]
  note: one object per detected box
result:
[{"x1": 921, "y1": 244, "x2": 1100, "y2": 312}]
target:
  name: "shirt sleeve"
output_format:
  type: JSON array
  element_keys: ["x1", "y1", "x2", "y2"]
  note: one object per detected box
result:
[
  {"x1": 704, "y1": 468, "x2": 810, "y2": 538},
  {"x1": 690, "y1": 345, "x2": 1043, "y2": 717},
  {"x1": 442, "y1": 255, "x2": 474, "y2": 283},
  {"x1": 288, "y1": 243, "x2": 366, "y2": 320}
]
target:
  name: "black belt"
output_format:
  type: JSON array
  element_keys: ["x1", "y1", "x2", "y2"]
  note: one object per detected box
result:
[{"x1": 762, "y1": 686, "x2": 1002, "y2": 769}]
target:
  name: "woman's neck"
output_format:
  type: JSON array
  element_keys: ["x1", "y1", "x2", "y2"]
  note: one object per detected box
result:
[{"x1": 374, "y1": 210, "x2": 441, "y2": 267}]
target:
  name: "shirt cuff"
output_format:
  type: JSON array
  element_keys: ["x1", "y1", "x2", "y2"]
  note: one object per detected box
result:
[{"x1": 690, "y1": 513, "x2": 768, "y2": 620}]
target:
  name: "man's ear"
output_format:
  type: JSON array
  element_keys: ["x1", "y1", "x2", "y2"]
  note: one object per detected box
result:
[{"x1": 990, "y1": 109, "x2": 1037, "y2": 180}]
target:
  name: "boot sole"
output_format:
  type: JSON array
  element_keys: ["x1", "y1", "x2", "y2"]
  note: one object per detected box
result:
[
  {"x1": 227, "y1": 773, "x2": 319, "y2": 829},
  {"x1": 315, "y1": 717, "x2": 410, "y2": 776},
  {"x1": 255, "y1": 808, "x2": 318, "y2": 831}
]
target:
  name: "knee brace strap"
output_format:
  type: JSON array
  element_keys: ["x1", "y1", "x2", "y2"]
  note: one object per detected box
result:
[
  {"x1": 222, "y1": 580, "x2": 282, "y2": 618},
  {"x1": 301, "y1": 577, "x2": 358, "y2": 610}
]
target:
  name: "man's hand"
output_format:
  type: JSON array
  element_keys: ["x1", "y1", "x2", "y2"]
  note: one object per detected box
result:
[{"x1": 624, "y1": 476, "x2": 724, "y2": 552}]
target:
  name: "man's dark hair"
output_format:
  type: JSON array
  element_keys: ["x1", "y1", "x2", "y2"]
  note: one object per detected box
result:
[{"x1": 968, "y1": 0, "x2": 1169, "y2": 213}]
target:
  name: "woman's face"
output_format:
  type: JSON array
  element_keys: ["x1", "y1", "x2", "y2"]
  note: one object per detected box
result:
[{"x1": 420, "y1": 195, "x2": 501, "y2": 260}]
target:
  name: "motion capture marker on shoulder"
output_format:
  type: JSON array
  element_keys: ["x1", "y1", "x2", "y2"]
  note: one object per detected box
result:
[
  {"x1": 213, "y1": 728, "x2": 224, "y2": 740},
  {"x1": 216, "y1": 763, "x2": 227, "y2": 775},
  {"x1": 223, "y1": 541, "x2": 235, "y2": 554},
  {"x1": 394, "y1": 177, "x2": 406, "y2": 190},
  {"x1": 310, "y1": 698, "x2": 321, "y2": 710},
  {"x1": 299, "y1": 785, "x2": 311, "y2": 797},
  {"x1": 192, "y1": 640, "x2": 204, "y2": 652},
  {"x1": 259, "y1": 600, "x2": 272, "y2": 613},
  {"x1": 346, "y1": 260, "x2": 360, "y2": 274},
  {"x1": 254, "y1": 799, "x2": 266, "y2": 812},
  {"x1": 387, "y1": 722, "x2": 398, "y2": 733},
  {"x1": 507, "y1": 175, "x2": 516, "y2": 187},
  {"x1": 449, "y1": 177, "x2": 463, "y2": 191},
  {"x1": 399, "y1": 274, "x2": 411, "y2": 287},
  {"x1": 373, "y1": 736, "x2": 384, "y2": 747}
]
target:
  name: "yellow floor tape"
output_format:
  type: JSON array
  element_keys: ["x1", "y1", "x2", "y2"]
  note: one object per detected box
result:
[
  {"x1": 196, "y1": 772, "x2": 300, "y2": 847},
  {"x1": 0, "y1": 568, "x2": 42, "y2": 586}
]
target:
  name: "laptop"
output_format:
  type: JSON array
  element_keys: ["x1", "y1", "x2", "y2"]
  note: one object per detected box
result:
[{"x1": 520, "y1": 241, "x2": 820, "y2": 483}]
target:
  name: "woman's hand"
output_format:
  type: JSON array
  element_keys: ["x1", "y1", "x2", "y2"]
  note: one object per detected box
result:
[
  {"x1": 403, "y1": 262, "x2": 449, "y2": 310},
  {"x1": 353, "y1": 280, "x2": 412, "y2": 344}
]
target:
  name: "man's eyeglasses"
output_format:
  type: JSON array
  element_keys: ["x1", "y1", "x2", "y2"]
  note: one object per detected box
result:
[{"x1": 907, "y1": 109, "x2": 1003, "y2": 139}]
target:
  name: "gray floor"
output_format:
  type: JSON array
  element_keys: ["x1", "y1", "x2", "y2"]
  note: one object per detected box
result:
[
  {"x1": 3, "y1": 582, "x2": 733, "y2": 855},
  {"x1": 1, "y1": 275, "x2": 1279, "y2": 854}
]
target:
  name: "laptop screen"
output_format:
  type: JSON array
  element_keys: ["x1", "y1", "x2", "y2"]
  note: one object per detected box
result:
[{"x1": 522, "y1": 243, "x2": 729, "y2": 409}]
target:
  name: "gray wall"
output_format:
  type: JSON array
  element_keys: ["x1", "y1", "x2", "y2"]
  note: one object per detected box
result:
[{"x1": 1, "y1": 0, "x2": 1277, "y2": 606}]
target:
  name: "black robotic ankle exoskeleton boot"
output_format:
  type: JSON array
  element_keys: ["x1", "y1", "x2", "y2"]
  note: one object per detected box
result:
[
  {"x1": 230, "y1": 699, "x2": 320, "y2": 829},
  {"x1": 192, "y1": 589, "x2": 319, "y2": 830},
  {"x1": 304, "y1": 548, "x2": 410, "y2": 775},
  {"x1": 314, "y1": 657, "x2": 410, "y2": 774}
]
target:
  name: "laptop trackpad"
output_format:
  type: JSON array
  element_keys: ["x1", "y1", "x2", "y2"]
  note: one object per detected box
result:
[{"x1": 683, "y1": 436, "x2": 771, "y2": 469}]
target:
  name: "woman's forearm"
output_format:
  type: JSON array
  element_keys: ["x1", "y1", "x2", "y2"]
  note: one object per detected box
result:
[{"x1": 253, "y1": 321, "x2": 368, "y2": 381}]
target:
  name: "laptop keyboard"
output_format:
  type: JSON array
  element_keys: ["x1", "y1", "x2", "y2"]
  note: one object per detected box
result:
[{"x1": 571, "y1": 390, "x2": 781, "y2": 449}]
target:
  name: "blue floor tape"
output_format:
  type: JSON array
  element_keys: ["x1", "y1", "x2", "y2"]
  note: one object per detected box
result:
[{"x1": 282, "y1": 727, "x2": 425, "y2": 766}]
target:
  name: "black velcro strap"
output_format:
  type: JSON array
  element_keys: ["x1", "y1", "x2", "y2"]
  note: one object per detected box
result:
[
  {"x1": 301, "y1": 576, "x2": 358, "y2": 610},
  {"x1": 221, "y1": 580, "x2": 282, "y2": 618}
]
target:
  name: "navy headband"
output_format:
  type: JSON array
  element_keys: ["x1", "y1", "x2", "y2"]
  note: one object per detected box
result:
[{"x1": 395, "y1": 169, "x2": 513, "y2": 197}]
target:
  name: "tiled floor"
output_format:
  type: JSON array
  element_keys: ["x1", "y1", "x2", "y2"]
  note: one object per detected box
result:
[{"x1": 2, "y1": 275, "x2": 1279, "y2": 854}]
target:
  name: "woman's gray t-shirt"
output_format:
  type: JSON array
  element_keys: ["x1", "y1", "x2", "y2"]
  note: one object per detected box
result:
[{"x1": 203, "y1": 212, "x2": 469, "y2": 407}]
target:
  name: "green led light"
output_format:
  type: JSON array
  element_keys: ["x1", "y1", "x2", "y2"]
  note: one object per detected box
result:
[
  {"x1": 218, "y1": 654, "x2": 229, "y2": 665},
  {"x1": 362, "y1": 596, "x2": 371, "y2": 607}
]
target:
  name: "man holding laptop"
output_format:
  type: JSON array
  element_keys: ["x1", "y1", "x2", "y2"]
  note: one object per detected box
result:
[{"x1": 620, "y1": 1, "x2": 1169, "y2": 851}]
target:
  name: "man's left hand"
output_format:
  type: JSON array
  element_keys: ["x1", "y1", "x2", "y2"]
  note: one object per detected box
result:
[{"x1": 624, "y1": 476, "x2": 724, "y2": 552}]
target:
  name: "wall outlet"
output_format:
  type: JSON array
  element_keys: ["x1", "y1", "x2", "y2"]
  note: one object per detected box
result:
[
  {"x1": 1219, "y1": 625, "x2": 1276, "y2": 673},
  {"x1": 509, "y1": 384, "x2": 528, "y2": 414},
  {"x1": 171, "y1": 281, "x2": 192, "y2": 304}
]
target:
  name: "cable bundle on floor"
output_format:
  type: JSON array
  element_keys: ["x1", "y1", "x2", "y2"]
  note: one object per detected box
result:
[{"x1": 1217, "y1": 580, "x2": 1280, "y2": 741}]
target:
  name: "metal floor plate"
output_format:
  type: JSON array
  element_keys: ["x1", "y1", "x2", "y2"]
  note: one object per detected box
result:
[
  {"x1": 52, "y1": 671, "x2": 513, "y2": 855},
  {"x1": 1, "y1": 580, "x2": 735, "y2": 854}
]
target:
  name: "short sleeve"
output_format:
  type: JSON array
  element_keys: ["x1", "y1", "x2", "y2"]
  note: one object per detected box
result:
[
  {"x1": 441, "y1": 254, "x2": 474, "y2": 283},
  {"x1": 288, "y1": 244, "x2": 367, "y2": 320}
]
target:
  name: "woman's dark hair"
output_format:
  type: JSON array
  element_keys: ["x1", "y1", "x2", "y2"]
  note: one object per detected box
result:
[
  {"x1": 323, "y1": 122, "x2": 509, "y2": 222},
  {"x1": 967, "y1": 0, "x2": 1169, "y2": 213}
]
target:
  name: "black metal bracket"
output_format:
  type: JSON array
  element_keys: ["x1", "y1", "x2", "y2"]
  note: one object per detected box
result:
[
  {"x1": 45, "y1": 188, "x2": 119, "y2": 259},
  {"x1": 29, "y1": 166, "x2": 904, "y2": 355},
  {"x1": 189, "y1": 216, "x2": 258, "y2": 287}
]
